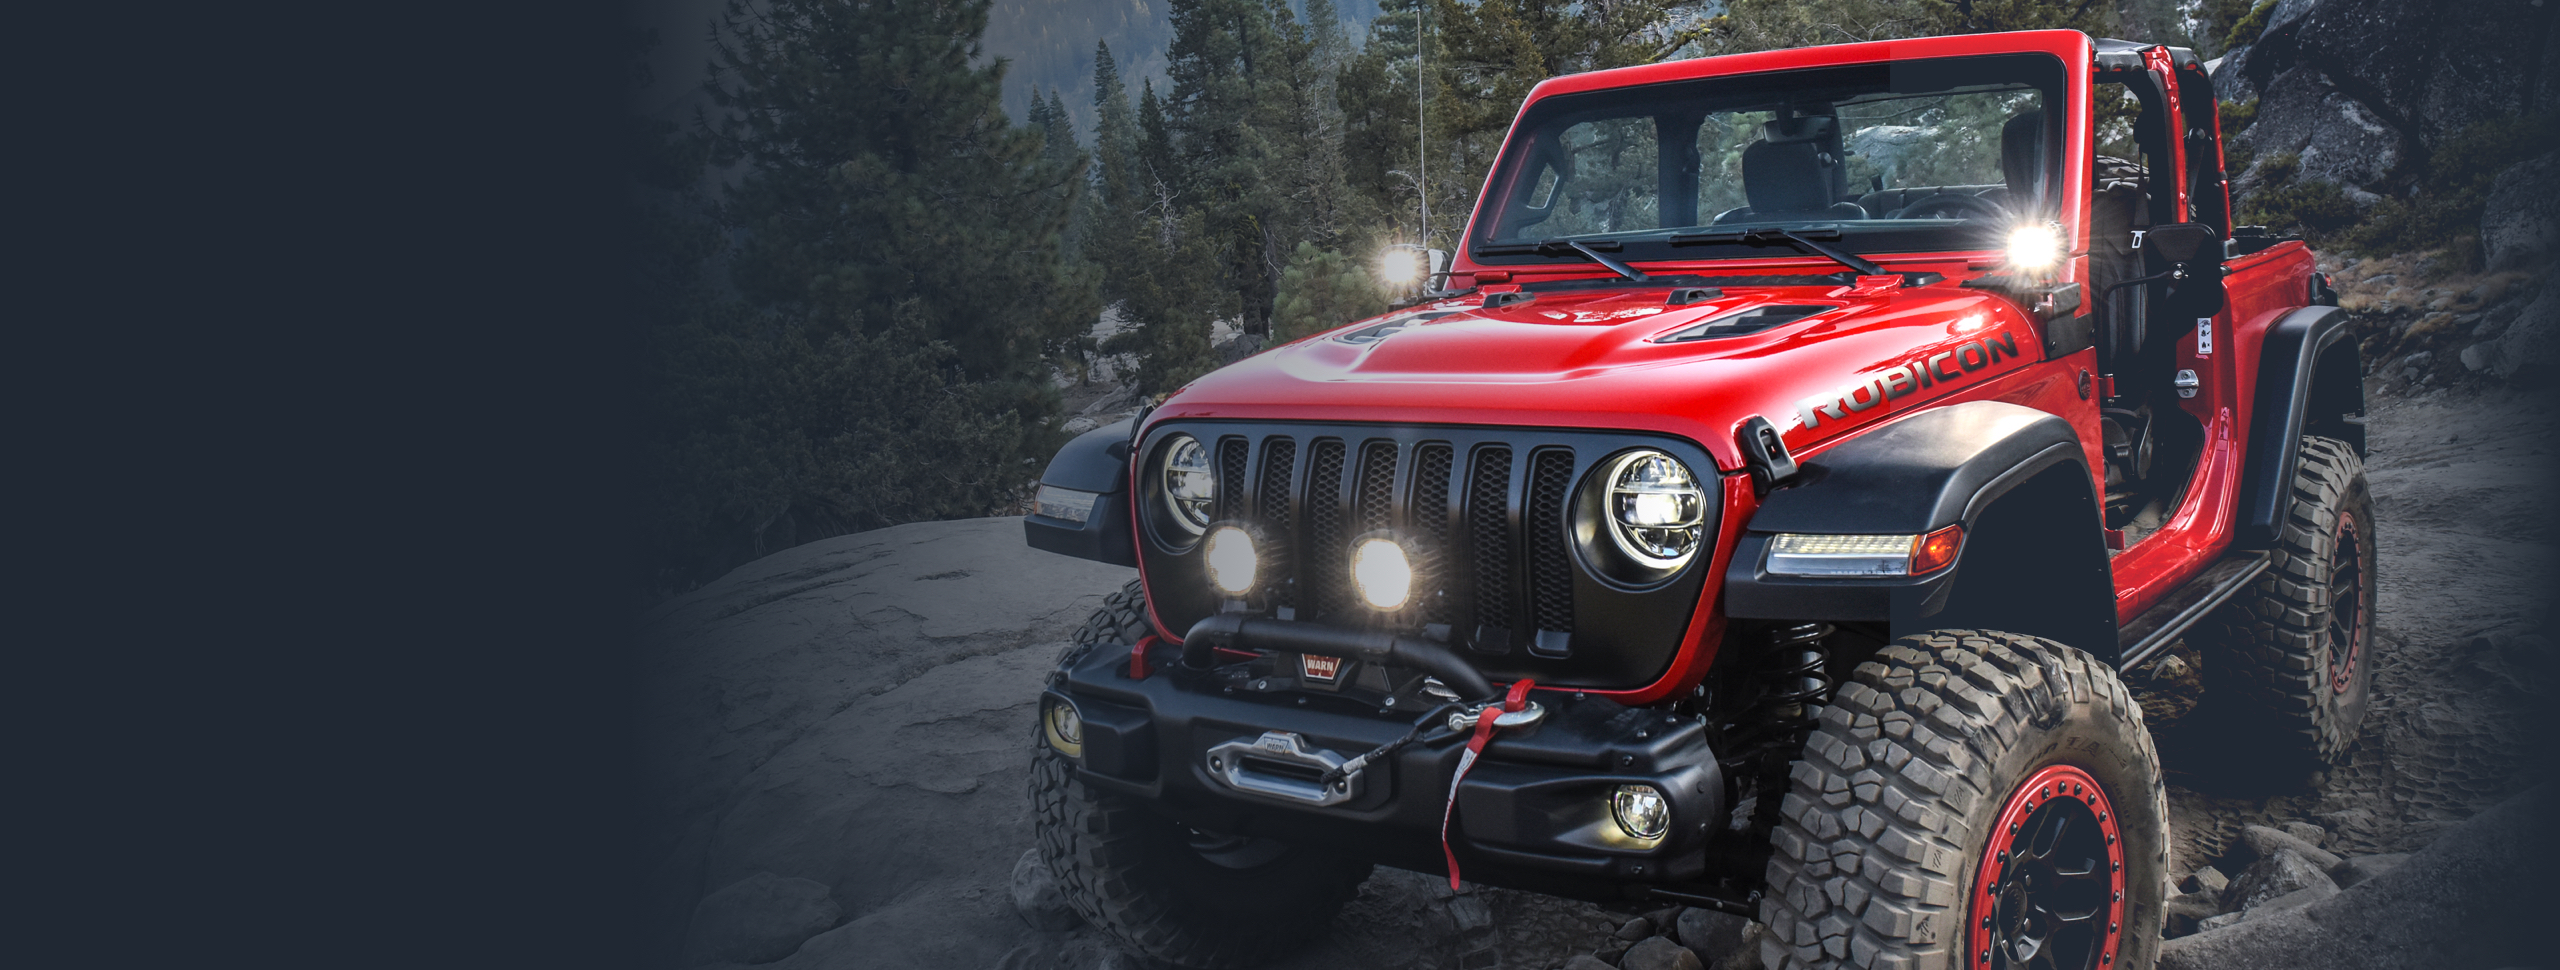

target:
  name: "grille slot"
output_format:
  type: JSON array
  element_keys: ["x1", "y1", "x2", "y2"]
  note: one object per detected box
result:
[
  {"x1": 1525, "y1": 448, "x2": 1577, "y2": 654},
  {"x1": 1260, "y1": 438, "x2": 1298, "y2": 608},
  {"x1": 1305, "y1": 440, "x2": 1349, "y2": 619},
  {"x1": 1412, "y1": 443, "x2": 1454, "y2": 625},
  {"x1": 1216, "y1": 437, "x2": 1249, "y2": 522},
  {"x1": 1357, "y1": 441, "x2": 1398, "y2": 534},
  {"x1": 1466, "y1": 446, "x2": 1515, "y2": 653}
]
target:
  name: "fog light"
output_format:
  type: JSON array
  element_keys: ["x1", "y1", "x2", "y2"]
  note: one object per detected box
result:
[
  {"x1": 1204, "y1": 526, "x2": 1258, "y2": 596},
  {"x1": 2006, "y1": 223, "x2": 2063, "y2": 272},
  {"x1": 1611, "y1": 784, "x2": 1669, "y2": 841},
  {"x1": 1351, "y1": 537, "x2": 1414, "y2": 611},
  {"x1": 1043, "y1": 700, "x2": 1084, "y2": 760}
]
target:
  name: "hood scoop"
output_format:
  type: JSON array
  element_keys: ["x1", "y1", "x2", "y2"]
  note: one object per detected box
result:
[{"x1": 1652, "y1": 304, "x2": 1835, "y2": 343}]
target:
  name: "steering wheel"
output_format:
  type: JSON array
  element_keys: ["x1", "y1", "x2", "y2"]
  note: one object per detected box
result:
[{"x1": 1895, "y1": 192, "x2": 2008, "y2": 221}]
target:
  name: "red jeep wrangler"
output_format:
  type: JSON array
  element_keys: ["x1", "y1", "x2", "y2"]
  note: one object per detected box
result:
[{"x1": 1021, "y1": 29, "x2": 2369, "y2": 970}]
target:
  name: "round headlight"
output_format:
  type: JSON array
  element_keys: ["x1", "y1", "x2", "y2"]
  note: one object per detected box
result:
[
  {"x1": 1603, "y1": 450, "x2": 1706, "y2": 569},
  {"x1": 1160, "y1": 435, "x2": 1214, "y2": 536}
]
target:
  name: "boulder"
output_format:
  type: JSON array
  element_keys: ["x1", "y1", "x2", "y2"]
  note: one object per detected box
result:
[
  {"x1": 2164, "y1": 889, "x2": 2226, "y2": 938},
  {"x1": 2179, "y1": 865, "x2": 2231, "y2": 897},
  {"x1": 2232, "y1": 67, "x2": 2403, "y2": 194},
  {"x1": 1010, "y1": 848, "x2": 1080, "y2": 932},
  {"x1": 2488, "y1": 285, "x2": 2560, "y2": 378},
  {"x1": 2279, "y1": 822, "x2": 2327, "y2": 846},
  {"x1": 2328, "y1": 852, "x2": 2413, "y2": 889},
  {"x1": 1674, "y1": 906, "x2": 1751, "y2": 961},
  {"x1": 2237, "y1": 0, "x2": 2557, "y2": 153},
  {"x1": 2225, "y1": 846, "x2": 2340, "y2": 913},
  {"x1": 1614, "y1": 916, "x2": 1655, "y2": 941},
  {"x1": 1619, "y1": 936, "x2": 1703, "y2": 970},
  {"x1": 2238, "y1": 824, "x2": 2343, "y2": 871},
  {"x1": 2482, "y1": 153, "x2": 2560, "y2": 272},
  {"x1": 681, "y1": 871, "x2": 844, "y2": 966}
]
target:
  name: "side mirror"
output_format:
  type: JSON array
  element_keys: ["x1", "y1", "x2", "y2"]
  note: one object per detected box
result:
[
  {"x1": 1422, "y1": 248, "x2": 1461, "y2": 297},
  {"x1": 2141, "y1": 222, "x2": 2224, "y2": 318}
]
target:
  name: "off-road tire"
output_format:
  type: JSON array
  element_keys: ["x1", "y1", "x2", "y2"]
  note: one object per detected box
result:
[
  {"x1": 1759, "y1": 630, "x2": 2169, "y2": 970},
  {"x1": 2197, "y1": 436, "x2": 2376, "y2": 768},
  {"x1": 1029, "y1": 581, "x2": 1373, "y2": 970},
  {"x1": 1060, "y1": 578, "x2": 1153, "y2": 669}
]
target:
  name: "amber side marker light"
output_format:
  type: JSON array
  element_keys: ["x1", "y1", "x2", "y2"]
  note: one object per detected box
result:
[{"x1": 1911, "y1": 524, "x2": 1963, "y2": 575}]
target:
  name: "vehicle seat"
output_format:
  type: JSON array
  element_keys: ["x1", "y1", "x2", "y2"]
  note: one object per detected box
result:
[
  {"x1": 2087, "y1": 155, "x2": 2151, "y2": 372},
  {"x1": 1715, "y1": 135, "x2": 1868, "y2": 223}
]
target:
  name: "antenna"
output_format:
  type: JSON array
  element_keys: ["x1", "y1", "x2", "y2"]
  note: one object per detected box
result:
[{"x1": 1416, "y1": 0, "x2": 1426, "y2": 247}]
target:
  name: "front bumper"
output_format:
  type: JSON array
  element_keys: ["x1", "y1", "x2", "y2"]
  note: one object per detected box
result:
[{"x1": 1044, "y1": 639, "x2": 1727, "y2": 897}]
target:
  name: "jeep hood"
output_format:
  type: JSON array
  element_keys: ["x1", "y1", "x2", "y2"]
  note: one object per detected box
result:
[{"x1": 1148, "y1": 280, "x2": 2045, "y2": 472}]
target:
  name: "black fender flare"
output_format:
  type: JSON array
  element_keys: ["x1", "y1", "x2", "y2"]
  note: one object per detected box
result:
[
  {"x1": 2240, "y1": 305, "x2": 2365, "y2": 548},
  {"x1": 1022, "y1": 417, "x2": 1139, "y2": 567},
  {"x1": 1724, "y1": 400, "x2": 2117, "y2": 658}
]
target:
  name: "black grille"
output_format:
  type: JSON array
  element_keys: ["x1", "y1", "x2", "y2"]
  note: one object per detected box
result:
[
  {"x1": 1306, "y1": 440, "x2": 1349, "y2": 618},
  {"x1": 1134, "y1": 422, "x2": 1715, "y2": 690},
  {"x1": 1467, "y1": 446, "x2": 1515, "y2": 652},
  {"x1": 1525, "y1": 448, "x2": 1578, "y2": 646}
]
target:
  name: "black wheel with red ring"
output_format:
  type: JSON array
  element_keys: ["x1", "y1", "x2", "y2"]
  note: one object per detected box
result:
[
  {"x1": 1759, "y1": 631, "x2": 2168, "y2": 970},
  {"x1": 1969, "y1": 765, "x2": 2127, "y2": 970},
  {"x1": 2199, "y1": 435, "x2": 2378, "y2": 771}
]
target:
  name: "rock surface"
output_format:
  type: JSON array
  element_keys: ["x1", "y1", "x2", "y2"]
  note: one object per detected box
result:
[
  {"x1": 2157, "y1": 786, "x2": 2554, "y2": 970},
  {"x1": 2482, "y1": 152, "x2": 2560, "y2": 272},
  {"x1": 682, "y1": 872, "x2": 844, "y2": 966}
]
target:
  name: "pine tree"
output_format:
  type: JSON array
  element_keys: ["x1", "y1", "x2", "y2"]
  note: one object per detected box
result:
[{"x1": 708, "y1": 0, "x2": 1100, "y2": 380}]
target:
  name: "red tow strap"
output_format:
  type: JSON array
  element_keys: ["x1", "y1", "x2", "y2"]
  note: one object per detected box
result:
[{"x1": 1441, "y1": 678, "x2": 1534, "y2": 890}]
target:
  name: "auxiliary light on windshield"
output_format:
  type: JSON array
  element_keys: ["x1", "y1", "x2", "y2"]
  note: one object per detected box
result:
[{"x1": 2006, "y1": 223, "x2": 2063, "y2": 271}]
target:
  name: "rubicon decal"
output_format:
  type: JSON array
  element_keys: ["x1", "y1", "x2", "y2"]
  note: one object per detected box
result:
[{"x1": 1797, "y1": 330, "x2": 2023, "y2": 429}]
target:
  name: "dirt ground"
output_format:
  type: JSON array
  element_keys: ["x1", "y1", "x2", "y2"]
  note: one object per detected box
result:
[
  {"x1": 2139, "y1": 379, "x2": 2558, "y2": 878},
  {"x1": 638, "y1": 379, "x2": 2556, "y2": 970}
]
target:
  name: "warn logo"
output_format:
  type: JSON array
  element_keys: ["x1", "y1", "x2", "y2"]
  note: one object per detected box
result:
[{"x1": 1797, "y1": 330, "x2": 2022, "y2": 429}]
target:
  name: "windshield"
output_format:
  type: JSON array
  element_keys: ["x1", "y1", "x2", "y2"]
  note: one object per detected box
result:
[{"x1": 1470, "y1": 53, "x2": 2066, "y2": 268}]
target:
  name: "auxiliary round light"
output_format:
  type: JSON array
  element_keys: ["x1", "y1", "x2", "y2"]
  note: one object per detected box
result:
[
  {"x1": 1610, "y1": 784, "x2": 1669, "y2": 841},
  {"x1": 2006, "y1": 222, "x2": 2063, "y2": 271},
  {"x1": 1350, "y1": 537, "x2": 1415, "y2": 611},
  {"x1": 1160, "y1": 434, "x2": 1215, "y2": 536},
  {"x1": 1379, "y1": 247, "x2": 1422, "y2": 285},
  {"x1": 1043, "y1": 700, "x2": 1084, "y2": 760},
  {"x1": 1603, "y1": 450, "x2": 1706, "y2": 570},
  {"x1": 1204, "y1": 526, "x2": 1259, "y2": 596}
]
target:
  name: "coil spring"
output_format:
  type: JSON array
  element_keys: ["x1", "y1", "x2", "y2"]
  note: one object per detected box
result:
[
  {"x1": 1738, "y1": 622, "x2": 1836, "y2": 838},
  {"x1": 1753, "y1": 621, "x2": 1836, "y2": 732}
]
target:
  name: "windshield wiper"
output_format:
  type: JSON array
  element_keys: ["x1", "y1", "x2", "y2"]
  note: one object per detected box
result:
[
  {"x1": 1668, "y1": 226, "x2": 1886, "y2": 278},
  {"x1": 1477, "y1": 237, "x2": 1649, "y2": 281}
]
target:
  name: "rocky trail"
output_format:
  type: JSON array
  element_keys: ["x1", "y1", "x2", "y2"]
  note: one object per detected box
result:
[{"x1": 638, "y1": 380, "x2": 2555, "y2": 970}]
